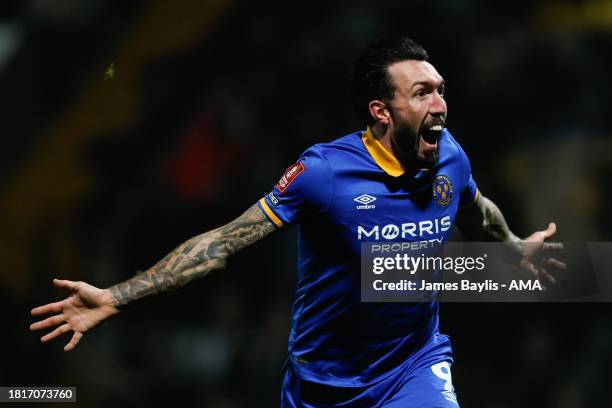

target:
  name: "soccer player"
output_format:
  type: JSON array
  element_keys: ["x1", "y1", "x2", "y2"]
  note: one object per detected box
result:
[{"x1": 30, "y1": 36, "x2": 561, "y2": 407}]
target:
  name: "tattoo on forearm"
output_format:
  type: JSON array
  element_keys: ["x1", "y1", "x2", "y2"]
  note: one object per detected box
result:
[
  {"x1": 109, "y1": 203, "x2": 277, "y2": 306},
  {"x1": 479, "y1": 196, "x2": 520, "y2": 244}
]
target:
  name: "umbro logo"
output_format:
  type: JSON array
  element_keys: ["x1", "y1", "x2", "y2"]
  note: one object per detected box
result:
[
  {"x1": 354, "y1": 194, "x2": 376, "y2": 204},
  {"x1": 354, "y1": 194, "x2": 377, "y2": 210}
]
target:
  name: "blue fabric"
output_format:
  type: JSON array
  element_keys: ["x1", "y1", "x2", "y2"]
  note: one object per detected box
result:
[
  {"x1": 262, "y1": 129, "x2": 477, "y2": 387},
  {"x1": 281, "y1": 333, "x2": 459, "y2": 407}
]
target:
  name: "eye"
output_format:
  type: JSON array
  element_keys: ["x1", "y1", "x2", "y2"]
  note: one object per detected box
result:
[
  {"x1": 414, "y1": 89, "x2": 427, "y2": 98},
  {"x1": 438, "y1": 86, "x2": 446, "y2": 97}
]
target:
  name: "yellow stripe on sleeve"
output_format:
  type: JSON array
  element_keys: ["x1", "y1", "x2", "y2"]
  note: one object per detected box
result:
[
  {"x1": 459, "y1": 189, "x2": 480, "y2": 209},
  {"x1": 259, "y1": 198, "x2": 284, "y2": 228},
  {"x1": 472, "y1": 189, "x2": 480, "y2": 205}
]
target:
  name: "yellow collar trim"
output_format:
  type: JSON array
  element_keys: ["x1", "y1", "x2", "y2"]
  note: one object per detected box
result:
[{"x1": 362, "y1": 127, "x2": 405, "y2": 177}]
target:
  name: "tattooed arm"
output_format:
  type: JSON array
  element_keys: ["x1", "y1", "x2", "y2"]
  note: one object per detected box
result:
[
  {"x1": 109, "y1": 203, "x2": 276, "y2": 305},
  {"x1": 456, "y1": 193, "x2": 521, "y2": 247},
  {"x1": 455, "y1": 192, "x2": 562, "y2": 283},
  {"x1": 30, "y1": 202, "x2": 277, "y2": 351}
]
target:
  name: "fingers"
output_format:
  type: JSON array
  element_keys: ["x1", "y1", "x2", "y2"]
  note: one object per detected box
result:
[
  {"x1": 541, "y1": 222, "x2": 557, "y2": 240},
  {"x1": 539, "y1": 267, "x2": 556, "y2": 285},
  {"x1": 40, "y1": 323, "x2": 71, "y2": 343},
  {"x1": 30, "y1": 314, "x2": 64, "y2": 331},
  {"x1": 538, "y1": 258, "x2": 565, "y2": 286},
  {"x1": 32, "y1": 280, "x2": 79, "y2": 316},
  {"x1": 64, "y1": 332, "x2": 83, "y2": 352},
  {"x1": 53, "y1": 279, "x2": 79, "y2": 291},
  {"x1": 542, "y1": 242, "x2": 564, "y2": 257},
  {"x1": 542, "y1": 258, "x2": 566, "y2": 271},
  {"x1": 31, "y1": 301, "x2": 63, "y2": 316},
  {"x1": 525, "y1": 223, "x2": 558, "y2": 243},
  {"x1": 520, "y1": 259, "x2": 555, "y2": 289},
  {"x1": 31, "y1": 279, "x2": 81, "y2": 316},
  {"x1": 520, "y1": 258, "x2": 539, "y2": 280}
]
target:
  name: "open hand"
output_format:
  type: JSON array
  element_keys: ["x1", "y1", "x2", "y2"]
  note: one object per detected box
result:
[
  {"x1": 519, "y1": 222, "x2": 565, "y2": 287},
  {"x1": 30, "y1": 279, "x2": 119, "y2": 351}
]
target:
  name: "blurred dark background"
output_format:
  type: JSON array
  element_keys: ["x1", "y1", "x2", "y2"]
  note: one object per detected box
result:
[{"x1": 2, "y1": 0, "x2": 611, "y2": 406}]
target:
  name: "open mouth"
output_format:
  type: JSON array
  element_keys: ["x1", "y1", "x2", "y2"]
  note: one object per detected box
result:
[{"x1": 420, "y1": 125, "x2": 443, "y2": 148}]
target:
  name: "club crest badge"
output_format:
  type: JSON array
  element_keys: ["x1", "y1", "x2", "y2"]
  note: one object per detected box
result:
[{"x1": 433, "y1": 175, "x2": 453, "y2": 206}]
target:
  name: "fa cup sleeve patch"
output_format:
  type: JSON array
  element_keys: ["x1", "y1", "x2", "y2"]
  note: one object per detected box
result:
[{"x1": 276, "y1": 162, "x2": 305, "y2": 193}]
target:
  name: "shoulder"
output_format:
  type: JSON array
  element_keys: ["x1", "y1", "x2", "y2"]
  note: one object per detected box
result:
[
  {"x1": 439, "y1": 128, "x2": 470, "y2": 165},
  {"x1": 301, "y1": 130, "x2": 367, "y2": 167},
  {"x1": 308, "y1": 130, "x2": 364, "y2": 157},
  {"x1": 275, "y1": 137, "x2": 349, "y2": 198},
  {"x1": 281, "y1": 130, "x2": 365, "y2": 200}
]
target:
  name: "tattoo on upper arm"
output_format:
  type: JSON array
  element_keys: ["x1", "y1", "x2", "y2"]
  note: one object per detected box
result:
[{"x1": 109, "y1": 203, "x2": 277, "y2": 306}]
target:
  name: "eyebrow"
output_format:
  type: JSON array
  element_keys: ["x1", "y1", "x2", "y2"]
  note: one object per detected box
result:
[{"x1": 411, "y1": 79, "x2": 445, "y2": 89}]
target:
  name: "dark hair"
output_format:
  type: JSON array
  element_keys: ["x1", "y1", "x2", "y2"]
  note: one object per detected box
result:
[{"x1": 350, "y1": 36, "x2": 429, "y2": 126}]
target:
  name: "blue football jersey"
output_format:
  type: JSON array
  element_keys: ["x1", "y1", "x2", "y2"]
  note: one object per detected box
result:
[{"x1": 259, "y1": 127, "x2": 478, "y2": 386}]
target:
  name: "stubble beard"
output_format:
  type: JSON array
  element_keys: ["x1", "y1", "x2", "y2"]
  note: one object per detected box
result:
[{"x1": 391, "y1": 121, "x2": 439, "y2": 170}]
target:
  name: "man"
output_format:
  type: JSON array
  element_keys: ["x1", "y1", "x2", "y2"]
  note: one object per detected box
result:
[{"x1": 31, "y1": 36, "x2": 560, "y2": 407}]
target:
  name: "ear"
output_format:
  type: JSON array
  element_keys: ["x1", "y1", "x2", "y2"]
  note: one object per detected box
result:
[{"x1": 368, "y1": 100, "x2": 391, "y2": 125}]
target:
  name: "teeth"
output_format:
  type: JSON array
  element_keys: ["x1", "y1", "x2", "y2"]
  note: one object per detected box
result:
[{"x1": 429, "y1": 125, "x2": 443, "y2": 131}]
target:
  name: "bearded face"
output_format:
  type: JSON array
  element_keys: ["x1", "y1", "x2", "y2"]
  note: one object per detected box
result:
[
  {"x1": 384, "y1": 60, "x2": 447, "y2": 170},
  {"x1": 389, "y1": 111, "x2": 444, "y2": 169}
]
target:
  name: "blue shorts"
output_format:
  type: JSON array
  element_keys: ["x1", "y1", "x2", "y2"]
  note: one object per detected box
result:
[{"x1": 281, "y1": 333, "x2": 459, "y2": 408}]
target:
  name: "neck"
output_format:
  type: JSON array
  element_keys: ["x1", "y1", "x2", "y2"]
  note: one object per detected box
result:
[
  {"x1": 371, "y1": 123, "x2": 393, "y2": 153},
  {"x1": 370, "y1": 123, "x2": 413, "y2": 171}
]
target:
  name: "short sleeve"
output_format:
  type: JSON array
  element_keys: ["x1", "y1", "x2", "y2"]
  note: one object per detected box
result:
[
  {"x1": 459, "y1": 174, "x2": 479, "y2": 207},
  {"x1": 258, "y1": 146, "x2": 332, "y2": 227}
]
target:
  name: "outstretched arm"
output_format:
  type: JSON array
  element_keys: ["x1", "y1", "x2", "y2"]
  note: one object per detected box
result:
[
  {"x1": 456, "y1": 192, "x2": 563, "y2": 283},
  {"x1": 30, "y1": 202, "x2": 277, "y2": 351},
  {"x1": 109, "y1": 202, "x2": 276, "y2": 305},
  {"x1": 457, "y1": 193, "x2": 521, "y2": 245}
]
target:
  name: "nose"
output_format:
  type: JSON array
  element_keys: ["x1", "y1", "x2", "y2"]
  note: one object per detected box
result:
[{"x1": 429, "y1": 91, "x2": 447, "y2": 117}]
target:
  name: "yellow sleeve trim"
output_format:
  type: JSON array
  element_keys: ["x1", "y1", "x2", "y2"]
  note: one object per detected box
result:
[
  {"x1": 460, "y1": 189, "x2": 480, "y2": 209},
  {"x1": 472, "y1": 189, "x2": 480, "y2": 205},
  {"x1": 259, "y1": 198, "x2": 284, "y2": 228}
]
